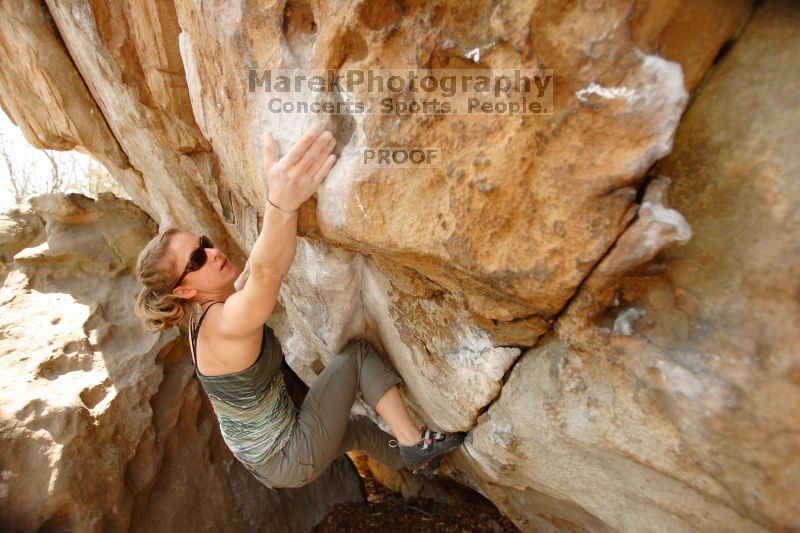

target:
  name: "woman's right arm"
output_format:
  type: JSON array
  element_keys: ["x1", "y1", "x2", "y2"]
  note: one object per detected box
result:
[{"x1": 220, "y1": 127, "x2": 337, "y2": 339}]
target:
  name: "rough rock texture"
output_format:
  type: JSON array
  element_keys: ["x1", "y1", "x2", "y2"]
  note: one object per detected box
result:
[
  {"x1": 461, "y1": 1, "x2": 800, "y2": 531},
  {"x1": 0, "y1": 194, "x2": 363, "y2": 532},
  {"x1": 0, "y1": 0, "x2": 245, "y2": 264},
  {"x1": 1, "y1": 0, "x2": 798, "y2": 531}
]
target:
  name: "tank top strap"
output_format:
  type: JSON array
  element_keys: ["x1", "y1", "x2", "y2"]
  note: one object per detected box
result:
[{"x1": 189, "y1": 301, "x2": 224, "y2": 368}]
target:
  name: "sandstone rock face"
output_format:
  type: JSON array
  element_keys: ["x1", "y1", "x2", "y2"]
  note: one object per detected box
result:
[
  {"x1": 462, "y1": 1, "x2": 800, "y2": 531},
  {"x1": 1, "y1": 0, "x2": 798, "y2": 531},
  {"x1": 0, "y1": 0, "x2": 245, "y2": 264},
  {"x1": 0, "y1": 194, "x2": 362, "y2": 532}
]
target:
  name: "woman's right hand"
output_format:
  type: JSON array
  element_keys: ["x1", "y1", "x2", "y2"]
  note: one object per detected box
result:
[{"x1": 263, "y1": 127, "x2": 337, "y2": 212}]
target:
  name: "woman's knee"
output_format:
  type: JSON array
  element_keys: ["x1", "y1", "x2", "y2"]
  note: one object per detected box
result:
[
  {"x1": 339, "y1": 338, "x2": 376, "y2": 365},
  {"x1": 342, "y1": 337, "x2": 369, "y2": 354},
  {"x1": 328, "y1": 342, "x2": 359, "y2": 374}
]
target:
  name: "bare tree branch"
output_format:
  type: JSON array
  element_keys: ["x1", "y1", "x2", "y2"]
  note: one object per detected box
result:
[{"x1": 0, "y1": 133, "x2": 34, "y2": 204}]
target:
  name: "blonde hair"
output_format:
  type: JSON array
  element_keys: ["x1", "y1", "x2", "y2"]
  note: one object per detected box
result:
[{"x1": 134, "y1": 226, "x2": 195, "y2": 333}]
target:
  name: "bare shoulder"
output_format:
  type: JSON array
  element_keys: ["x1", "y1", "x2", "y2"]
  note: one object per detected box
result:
[{"x1": 195, "y1": 302, "x2": 264, "y2": 377}]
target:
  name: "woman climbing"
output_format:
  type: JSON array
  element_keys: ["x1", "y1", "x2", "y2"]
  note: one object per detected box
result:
[{"x1": 133, "y1": 127, "x2": 465, "y2": 490}]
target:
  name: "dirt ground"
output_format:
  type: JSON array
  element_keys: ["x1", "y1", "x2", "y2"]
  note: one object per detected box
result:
[{"x1": 311, "y1": 462, "x2": 520, "y2": 532}]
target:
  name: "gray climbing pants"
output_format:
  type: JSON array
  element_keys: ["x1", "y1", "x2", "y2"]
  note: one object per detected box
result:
[{"x1": 245, "y1": 338, "x2": 405, "y2": 489}]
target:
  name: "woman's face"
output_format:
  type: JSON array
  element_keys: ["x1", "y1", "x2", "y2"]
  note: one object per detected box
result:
[{"x1": 168, "y1": 231, "x2": 237, "y2": 298}]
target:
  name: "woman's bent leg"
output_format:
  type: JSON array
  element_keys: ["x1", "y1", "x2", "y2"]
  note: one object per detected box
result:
[
  {"x1": 336, "y1": 414, "x2": 405, "y2": 470},
  {"x1": 296, "y1": 339, "x2": 403, "y2": 483}
]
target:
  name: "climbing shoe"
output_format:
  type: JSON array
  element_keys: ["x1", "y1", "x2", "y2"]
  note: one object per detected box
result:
[
  {"x1": 389, "y1": 425, "x2": 466, "y2": 474},
  {"x1": 416, "y1": 455, "x2": 443, "y2": 478}
]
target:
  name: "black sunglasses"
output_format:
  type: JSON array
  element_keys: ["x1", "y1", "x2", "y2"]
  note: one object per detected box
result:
[{"x1": 173, "y1": 235, "x2": 213, "y2": 289}]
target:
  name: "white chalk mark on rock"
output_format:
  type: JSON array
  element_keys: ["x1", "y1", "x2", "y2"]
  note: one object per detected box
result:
[
  {"x1": 613, "y1": 307, "x2": 646, "y2": 336},
  {"x1": 576, "y1": 82, "x2": 641, "y2": 105}
]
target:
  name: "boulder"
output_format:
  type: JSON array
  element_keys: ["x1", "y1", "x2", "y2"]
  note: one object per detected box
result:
[
  {"x1": 0, "y1": 194, "x2": 362, "y2": 532},
  {"x1": 2, "y1": 0, "x2": 797, "y2": 531},
  {"x1": 464, "y1": 1, "x2": 800, "y2": 530}
]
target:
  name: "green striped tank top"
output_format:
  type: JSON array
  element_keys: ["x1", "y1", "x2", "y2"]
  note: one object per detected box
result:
[{"x1": 189, "y1": 301, "x2": 297, "y2": 467}]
